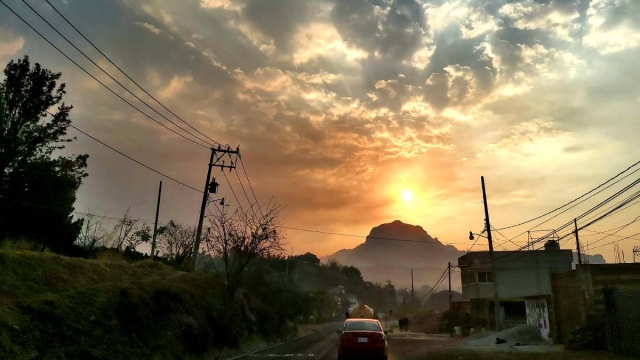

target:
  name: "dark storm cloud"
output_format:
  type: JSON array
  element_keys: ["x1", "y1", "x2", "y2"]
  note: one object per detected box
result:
[
  {"x1": 241, "y1": 0, "x2": 314, "y2": 53},
  {"x1": 331, "y1": 0, "x2": 428, "y2": 61}
]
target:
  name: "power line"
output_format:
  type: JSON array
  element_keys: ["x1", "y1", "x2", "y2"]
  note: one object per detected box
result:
[
  {"x1": 0, "y1": 194, "x2": 154, "y2": 222},
  {"x1": 234, "y1": 168, "x2": 258, "y2": 217},
  {"x1": 419, "y1": 267, "x2": 449, "y2": 302},
  {"x1": 222, "y1": 170, "x2": 245, "y2": 214},
  {"x1": 583, "y1": 216, "x2": 640, "y2": 247},
  {"x1": 502, "y1": 171, "x2": 640, "y2": 244},
  {"x1": 583, "y1": 217, "x2": 640, "y2": 237},
  {"x1": 532, "y1": 181, "x2": 640, "y2": 247},
  {"x1": 239, "y1": 156, "x2": 264, "y2": 217},
  {"x1": 589, "y1": 231, "x2": 640, "y2": 251},
  {"x1": 0, "y1": 0, "x2": 210, "y2": 149},
  {"x1": 41, "y1": 0, "x2": 221, "y2": 147},
  {"x1": 69, "y1": 124, "x2": 202, "y2": 193},
  {"x1": 495, "y1": 159, "x2": 640, "y2": 230},
  {"x1": 20, "y1": 0, "x2": 215, "y2": 148},
  {"x1": 478, "y1": 179, "x2": 640, "y2": 266},
  {"x1": 466, "y1": 235, "x2": 480, "y2": 253},
  {"x1": 491, "y1": 225, "x2": 521, "y2": 248}
]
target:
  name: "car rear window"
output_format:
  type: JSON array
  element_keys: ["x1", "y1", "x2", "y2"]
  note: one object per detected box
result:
[{"x1": 344, "y1": 321, "x2": 381, "y2": 332}]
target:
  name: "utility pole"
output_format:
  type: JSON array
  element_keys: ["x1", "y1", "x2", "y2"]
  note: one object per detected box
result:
[
  {"x1": 191, "y1": 145, "x2": 240, "y2": 271},
  {"x1": 633, "y1": 246, "x2": 640, "y2": 263},
  {"x1": 481, "y1": 176, "x2": 502, "y2": 331},
  {"x1": 150, "y1": 181, "x2": 162, "y2": 259},
  {"x1": 574, "y1": 219, "x2": 582, "y2": 265},
  {"x1": 448, "y1": 262, "x2": 452, "y2": 311},
  {"x1": 410, "y1": 268, "x2": 414, "y2": 315}
]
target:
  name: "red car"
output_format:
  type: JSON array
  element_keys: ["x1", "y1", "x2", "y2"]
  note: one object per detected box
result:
[{"x1": 337, "y1": 319, "x2": 388, "y2": 360}]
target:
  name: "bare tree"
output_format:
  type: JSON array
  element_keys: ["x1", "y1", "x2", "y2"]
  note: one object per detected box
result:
[
  {"x1": 76, "y1": 212, "x2": 108, "y2": 251},
  {"x1": 204, "y1": 203, "x2": 285, "y2": 297},
  {"x1": 158, "y1": 220, "x2": 195, "y2": 264},
  {"x1": 108, "y1": 208, "x2": 139, "y2": 251}
]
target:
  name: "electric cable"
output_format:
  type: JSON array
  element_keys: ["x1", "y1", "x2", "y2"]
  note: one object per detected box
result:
[
  {"x1": 589, "y1": 231, "x2": 640, "y2": 250},
  {"x1": 239, "y1": 156, "x2": 264, "y2": 217},
  {"x1": 495, "y1": 159, "x2": 640, "y2": 230},
  {"x1": 41, "y1": 0, "x2": 221, "y2": 147},
  {"x1": 234, "y1": 168, "x2": 258, "y2": 217},
  {"x1": 0, "y1": 0, "x2": 210, "y2": 149},
  {"x1": 21, "y1": 0, "x2": 215, "y2": 148},
  {"x1": 0, "y1": 194, "x2": 154, "y2": 222},
  {"x1": 500, "y1": 169, "x2": 640, "y2": 245},
  {"x1": 69, "y1": 124, "x2": 202, "y2": 193}
]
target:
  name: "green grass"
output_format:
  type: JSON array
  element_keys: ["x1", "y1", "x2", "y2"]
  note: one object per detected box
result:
[{"x1": 0, "y1": 248, "x2": 232, "y2": 359}]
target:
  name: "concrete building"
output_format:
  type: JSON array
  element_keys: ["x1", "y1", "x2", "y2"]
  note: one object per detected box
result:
[
  {"x1": 551, "y1": 263, "x2": 640, "y2": 356},
  {"x1": 458, "y1": 240, "x2": 573, "y2": 338}
]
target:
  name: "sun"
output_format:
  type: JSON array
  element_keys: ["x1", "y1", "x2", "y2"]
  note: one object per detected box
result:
[{"x1": 401, "y1": 190, "x2": 413, "y2": 203}]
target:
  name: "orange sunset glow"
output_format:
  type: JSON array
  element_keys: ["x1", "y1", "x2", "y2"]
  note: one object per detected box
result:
[{"x1": 1, "y1": 0, "x2": 637, "y2": 265}]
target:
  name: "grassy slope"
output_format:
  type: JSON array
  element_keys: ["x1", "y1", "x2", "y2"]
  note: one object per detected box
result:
[{"x1": 0, "y1": 249, "x2": 231, "y2": 359}]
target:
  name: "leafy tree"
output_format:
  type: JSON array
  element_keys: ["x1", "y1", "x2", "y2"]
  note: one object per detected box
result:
[
  {"x1": 341, "y1": 265, "x2": 363, "y2": 281},
  {"x1": 0, "y1": 56, "x2": 88, "y2": 252},
  {"x1": 294, "y1": 252, "x2": 320, "y2": 266},
  {"x1": 126, "y1": 223, "x2": 152, "y2": 250}
]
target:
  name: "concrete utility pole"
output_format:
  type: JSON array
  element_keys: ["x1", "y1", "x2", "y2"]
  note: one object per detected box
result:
[
  {"x1": 448, "y1": 262, "x2": 452, "y2": 311},
  {"x1": 574, "y1": 219, "x2": 583, "y2": 265},
  {"x1": 481, "y1": 176, "x2": 502, "y2": 331},
  {"x1": 192, "y1": 145, "x2": 240, "y2": 271},
  {"x1": 150, "y1": 181, "x2": 162, "y2": 259}
]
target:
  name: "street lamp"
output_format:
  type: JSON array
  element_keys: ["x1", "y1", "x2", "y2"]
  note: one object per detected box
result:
[
  {"x1": 207, "y1": 197, "x2": 225, "y2": 206},
  {"x1": 468, "y1": 232, "x2": 489, "y2": 250}
]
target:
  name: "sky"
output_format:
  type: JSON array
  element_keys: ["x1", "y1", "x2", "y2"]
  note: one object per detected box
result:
[{"x1": 0, "y1": 0, "x2": 639, "y2": 262}]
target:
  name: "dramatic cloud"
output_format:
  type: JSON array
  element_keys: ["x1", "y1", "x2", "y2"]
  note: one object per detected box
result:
[{"x1": 0, "y1": 0, "x2": 637, "y2": 262}]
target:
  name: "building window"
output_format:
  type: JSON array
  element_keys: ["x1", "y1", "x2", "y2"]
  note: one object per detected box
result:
[
  {"x1": 461, "y1": 271, "x2": 475, "y2": 285},
  {"x1": 477, "y1": 271, "x2": 493, "y2": 283}
]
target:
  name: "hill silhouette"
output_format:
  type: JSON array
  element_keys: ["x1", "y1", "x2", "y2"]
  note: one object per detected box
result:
[{"x1": 324, "y1": 220, "x2": 463, "y2": 290}]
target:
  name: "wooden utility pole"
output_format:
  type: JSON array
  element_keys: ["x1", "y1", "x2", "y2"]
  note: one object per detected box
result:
[
  {"x1": 150, "y1": 181, "x2": 162, "y2": 259},
  {"x1": 192, "y1": 145, "x2": 240, "y2": 271},
  {"x1": 192, "y1": 149, "x2": 215, "y2": 271},
  {"x1": 481, "y1": 176, "x2": 502, "y2": 331},
  {"x1": 411, "y1": 268, "x2": 414, "y2": 315},
  {"x1": 574, "y1": 219, "x2": 582, "y2": 265},
  {"x1": 448, "y1": 262, "x2": 452, "y2": 311}
]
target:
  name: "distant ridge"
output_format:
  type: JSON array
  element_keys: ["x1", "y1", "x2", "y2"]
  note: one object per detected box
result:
[{"x1": 323, "y1": 220, "x2": 463, "y2": 289}]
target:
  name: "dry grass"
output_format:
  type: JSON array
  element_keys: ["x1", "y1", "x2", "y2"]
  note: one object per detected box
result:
[{"x1": 0, "y1": 249, "x2": 228, "y2": 359}]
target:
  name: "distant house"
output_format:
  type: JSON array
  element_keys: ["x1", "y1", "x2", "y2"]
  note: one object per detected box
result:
[{"x1": 458, "y1": 240, "x2": 573, "y2": 339}]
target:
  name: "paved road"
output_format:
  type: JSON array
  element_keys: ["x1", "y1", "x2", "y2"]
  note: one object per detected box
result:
[
  {"x1": 228, "y1": 329, "x2": 461, "y2": 360},
  {"x1": 231, "y1": 326, "x2": 339, "y2": 360}
]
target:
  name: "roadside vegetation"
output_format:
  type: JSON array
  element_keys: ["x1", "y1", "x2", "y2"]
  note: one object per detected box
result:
[{"x1": 0, "y1": 55, "x2": 411, "y2": 359}]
